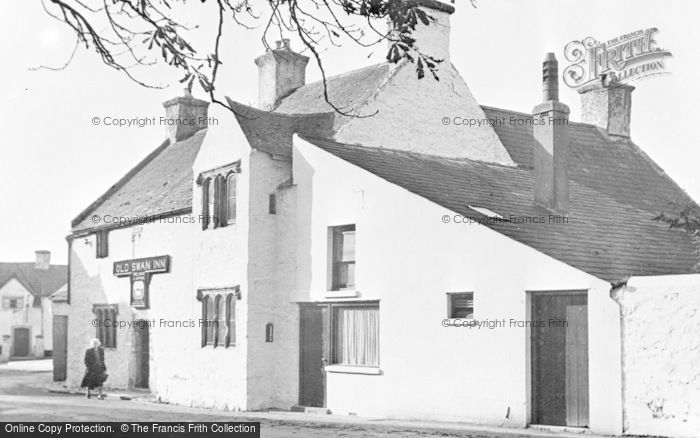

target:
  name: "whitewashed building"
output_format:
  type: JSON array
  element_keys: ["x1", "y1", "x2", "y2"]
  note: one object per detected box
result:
[
  {"x1": 64, "y1": 1, "x2": 700, "y2": 436},
  {"x1": 0, "y1": 251, "x2": 66, "y2": 361}
]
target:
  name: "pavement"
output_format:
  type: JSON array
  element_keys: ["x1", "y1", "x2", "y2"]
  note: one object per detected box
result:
[{"x1": 0, "y1": 362, "x2": 617, "y2": 438}]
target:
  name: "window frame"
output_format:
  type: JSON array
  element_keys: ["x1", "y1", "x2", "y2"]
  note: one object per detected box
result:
[
  {"x1": 225, "y1": 172, "x2": 236, "y2": 225},
  {"x1": 96, "y1": 230, "x2": 109, "y2": 259},
  {"x1": 447, "y1": 292, "x2": 474, "y2": 319},
  {"x1": 198, "y1": 287, "x2": 238, "y2": 348},
  {"x1": 201, "y1": 178, "x2": 211, "y2": 230},
  {"x1": 197, "y1": 161, "x2": 240, "y2": 231},
  {"x1": 322, "y1": 301, "x2": 380, "y2": 369},
  {"x1": 92, "y1": 304, "x2": 118, "y2": 349},
  {"x1": 330, "y1": 225, "x2": 356, "y2": 291}
]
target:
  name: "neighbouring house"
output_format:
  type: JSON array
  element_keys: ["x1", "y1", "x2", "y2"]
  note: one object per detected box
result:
[
  {"x1": 64, "y1": 0, "x2": 700, "y2": 436},
  {"x1": 0, "y1": 251, "x2": 67, "y2": 361}
]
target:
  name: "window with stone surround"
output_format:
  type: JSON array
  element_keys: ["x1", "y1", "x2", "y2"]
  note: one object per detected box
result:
[
  {"x1": 93, "y1": 304, "x2": 117, "y2": 348},
  {"x1": 198, "y1": 287, "x2": 239, "y2": 348},
  {"x1": 197, "y1": 161, "x2": 240, "y2": 230}
]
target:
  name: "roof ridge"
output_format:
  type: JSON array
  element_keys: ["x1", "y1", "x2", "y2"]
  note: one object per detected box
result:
[
  {"x1": 70, "y1": 137, "x2": 172, "y2": 228},
  {"x1": 300, "y1": 134, "x2": 523, "y2": 170},
  {"x1": 334, "y1": 62, "x2": 405, "y2": 138},
  {"x1": 481, "y1": 104, "x2": 614, "y2": 130}
]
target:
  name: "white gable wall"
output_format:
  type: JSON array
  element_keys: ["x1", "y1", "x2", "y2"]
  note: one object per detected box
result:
[
  {"x1": 291, "y1": 136, "x2": 622, "y2": 434},
  {"x1": 335, "y1": 62, "x2": 515, "y2": 166}
]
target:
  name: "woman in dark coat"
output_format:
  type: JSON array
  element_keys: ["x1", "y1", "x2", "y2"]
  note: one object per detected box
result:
[{"x1": 81, "y1": 338, "x2": 107, "y2": 399}]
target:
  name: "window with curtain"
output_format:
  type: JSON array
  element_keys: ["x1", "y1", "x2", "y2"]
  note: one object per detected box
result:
[
  {"x1": 226, "y1": 174, "x2": 236, "y2": 223},
  {"x1": 332, "y1": 305, "x2": 379, "y2": 367},
  {"x1": 331, "y1": 225, "x2": 356, "y2": 290}
]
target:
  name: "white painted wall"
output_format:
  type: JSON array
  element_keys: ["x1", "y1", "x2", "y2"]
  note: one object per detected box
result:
[
  {"x1": 291, "y1": 136, "x2": 623, "y2": 434},
  {"x1": 0, "y1": 278, "x2": 47, "y2": 356},
  {"x1": 335, "y1": 62, "x2": 514, "y2": 166},
  {"x1": 67, "y1": 217, "x2": 196, "y2": 393},
  {"x1": 618, "y1": 274, "x2": 700, "y2": 438}
]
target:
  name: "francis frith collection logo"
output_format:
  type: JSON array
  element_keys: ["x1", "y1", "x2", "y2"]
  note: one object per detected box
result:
[{"x1": 563, "y1": 28, "x2": 672, "y2": 88}]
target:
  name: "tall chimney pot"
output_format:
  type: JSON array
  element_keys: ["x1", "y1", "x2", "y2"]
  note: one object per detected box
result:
[{"x1": 532, "y1": 53, "x2": 570, "y2": 213}]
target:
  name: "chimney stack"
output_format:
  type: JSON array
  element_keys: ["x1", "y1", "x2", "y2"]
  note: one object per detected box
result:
[
  {"x1": 162, "y1": 89, "x2": 210, "y2": 143},
  {"x1": 35, "y1": 250, "x2": 50, "y2": 271},
  {"x1": 255, "y1": 39, "x2": 309, "y2": 110},
  {"x1": 578, "y1": 74, "x2": 634, "y2": 138},
  {"x1": 395, "y1": 0, "x2": 454, "y2": 62},
  {"x1": 532, "y1": 53, "x2": 570, "y2": 213}
]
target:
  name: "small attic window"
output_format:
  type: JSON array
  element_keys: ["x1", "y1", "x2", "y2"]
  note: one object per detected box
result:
[{"x1": 468, "y1": 205, "x2": 503, "y2": 219}]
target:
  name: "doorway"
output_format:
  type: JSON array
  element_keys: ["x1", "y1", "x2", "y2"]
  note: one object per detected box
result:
[
  {"x1": 132, "y1": 320, "x2": 149, "y2": 388},
  {"x1": 299, "y1": 305, "x2": 328, "y2": 407},
  {"x1": 52, "y1": 316, "x2": 68, "y2": 381},
  {"x1": 12, "y1": 327, "x2": 30, "y2": 357},
  {"x1": 531, "y1": 292, "x2": 589, "y2": 427}
]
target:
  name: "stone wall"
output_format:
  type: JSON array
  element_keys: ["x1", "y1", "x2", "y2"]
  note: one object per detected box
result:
[{"x1": 618, "y1": 275, "x2": 700, "y2": 437}]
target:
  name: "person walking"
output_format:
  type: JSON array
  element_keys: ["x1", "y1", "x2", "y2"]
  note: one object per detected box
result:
[{"x1": 80, "y1": 338, "x2": 108, "y2": 399}]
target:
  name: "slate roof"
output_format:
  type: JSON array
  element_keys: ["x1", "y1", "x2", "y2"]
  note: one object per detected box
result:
[
  {"x1": 72, "y1": 129, "x2": 207, "y2": 232},
  {"x1": 0, "y1": 263, "x2": 68, "y2": 301},
  {"x1": 274, "y1": 63, "x2": 393, "y2": 133},
  {"x1": 302, "y1": 136, "x2": 700, "y2": 283},
  {"x1": 228, "y1": 100, "x2": 335, "y2": 158},
  {"x1": 482, "y1": 106, "x2": 695, "y2": 216}
]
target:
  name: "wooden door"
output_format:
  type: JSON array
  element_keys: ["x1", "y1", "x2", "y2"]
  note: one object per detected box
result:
[
  {"x1": 299, "y1": 305, "x2": 328, "y2": 407},
  {"x1": 13, "y1": 327, "x2": 30, "y2": 357},
  {"x1": 531, "y1": 293, "x2": 589, "y2": 427},
  {"x1": 52, "y1": 316, "x2": 68, "y2": 381},
  {"x1": 133, "y1": 321, "x2": 149, "y2": 388}
]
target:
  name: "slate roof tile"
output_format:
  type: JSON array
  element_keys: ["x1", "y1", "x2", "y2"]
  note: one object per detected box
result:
[{"x1": 303, "y1": 136, "x2": 700, "y2": 283}]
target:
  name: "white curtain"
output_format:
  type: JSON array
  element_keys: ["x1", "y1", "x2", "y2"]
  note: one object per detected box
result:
[{"x1": 335, "y1": 307, "x2": 379, "y2": 366}]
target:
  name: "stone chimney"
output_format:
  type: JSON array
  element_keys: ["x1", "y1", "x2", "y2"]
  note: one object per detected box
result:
[
  {"x1": 255, "y1": 39, "x2": 309, "y2": 110},
  {"x1": 35, "y1": 250, "x2": 50, "y2": 270},
  {"x1": 162, "y1": 89, "x2": 210, "y2": 143},
  {"x1": 410, "y1": 0, "x2": 454, "y2": 61},
  {"x1": 532, "y1": 53, "x2": 570, "y2": 213},
  {"x1": 578, "y1": 75, "x2": 634, "y2": 138}
]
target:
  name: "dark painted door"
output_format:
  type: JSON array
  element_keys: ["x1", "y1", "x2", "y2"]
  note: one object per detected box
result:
[
  {"x1": 133, "y1": 320, "x2": 149, "y2": 388},
  {"x1": 13, "y1": 327, "x2": 30, "y2": 357},
  {"x1": 52, "y1": 316, "x2": 68, "y2": 381},
  {"x1": 299, "y1": 305, "x2": 328, "y2": 407},
  {"x1": 531, "y1": 293, "x2": 589, "y2": 427}
]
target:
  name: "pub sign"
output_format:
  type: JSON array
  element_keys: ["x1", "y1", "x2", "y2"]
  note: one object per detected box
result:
[{"x1": 113, "y1": 255, "x2": 170, "y2": 309}]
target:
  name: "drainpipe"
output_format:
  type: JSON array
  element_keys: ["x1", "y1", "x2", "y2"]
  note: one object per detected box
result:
[{"x1": 610, "y1": 279, "x2": 629, "y2": 435}]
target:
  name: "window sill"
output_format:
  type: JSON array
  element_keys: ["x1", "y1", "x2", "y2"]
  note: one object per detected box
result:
[
  {"x1": 324, "y1": 290, "x2": 359, "y2": 299},
  {"x1": 325, "y1": 365, "x2": 382, "y2": 375}
]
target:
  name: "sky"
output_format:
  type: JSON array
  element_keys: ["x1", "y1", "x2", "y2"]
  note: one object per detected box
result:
[{"x1": 1, "y1": 0, "x2": 699, "y2": 264}]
